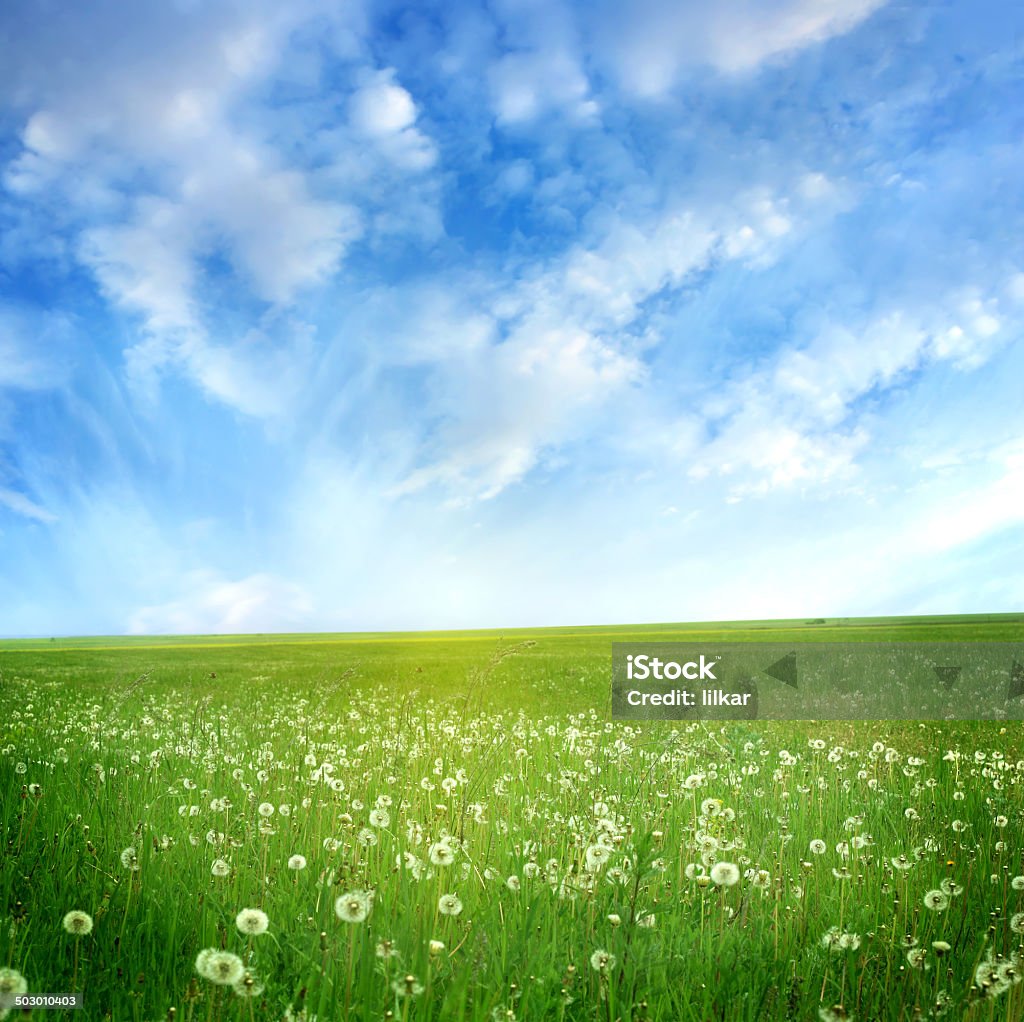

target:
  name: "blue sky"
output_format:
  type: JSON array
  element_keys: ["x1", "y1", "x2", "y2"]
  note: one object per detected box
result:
[{"x1": 1, "y1": 0, "x2": 1022, "y2": 636}]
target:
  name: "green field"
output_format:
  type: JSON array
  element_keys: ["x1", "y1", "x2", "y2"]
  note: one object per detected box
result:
[{"x1": 2, "y1": 614, "x2": 1024, "y2": 1021}]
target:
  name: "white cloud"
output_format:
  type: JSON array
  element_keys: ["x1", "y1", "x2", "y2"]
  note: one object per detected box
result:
[
  {"x1": 591, "y1": 0, "x2": 889, "y2": 96},
  {"x1": 349, "y1": 69, "x2": 437, "y2": 170},
  {"x1": 0, "y1": 312, "x2": 73, "y2": 390},
  {"x1": 689, "y1": 291, "x2": 1012, "y2": 498},
  {"x1": 0, "y1": 487, "x2": 57, "y2": 524},
  {"x1": 81, "y1": 199, "x2": 198, "y2": 333},
  {"x1": 907, "y1": 441, "x2": 1024, "y2": 555},
  {"x1": 128, "y1": 571, "x2": 313, "y2": 634},
  {"x1": 351, "y1": 74, "x2": 418, "y2": 135},
  {"x1": 391, "y1": 324, "x2": 640, "y2": 500},
  {"x1": 388, "y1": 177, "x2": 845, "y2": 502},
  {"x1": 2, "y1": 3, "x2": 365, "y2": 417},
  {"x1": 489, "y1": 50, "x2": 597, "y2": 124}
]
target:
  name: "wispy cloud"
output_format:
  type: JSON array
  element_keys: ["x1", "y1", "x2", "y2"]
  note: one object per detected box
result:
[{"x1": 1, "y1": 0, "x2": 1021, "y2": 634}]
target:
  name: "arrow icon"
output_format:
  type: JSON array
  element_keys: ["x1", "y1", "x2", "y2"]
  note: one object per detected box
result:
[
  {"x1": 764, "y1": 652, "x2": 798, "y2": 689},
  {"x1": 931, "y1": 664, "x2": 962, "y2": 689},
  {"x1": 1008, "y1": 659, "x2": 1024, "y2": 702}
]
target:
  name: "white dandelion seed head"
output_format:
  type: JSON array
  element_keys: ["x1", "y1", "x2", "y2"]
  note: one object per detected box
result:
[
  {"x1": 232, "y1": 972, "x2": 265, "y2": 999},
  {"x1": 335, "y1": 890, "x2": 373, "y2": 924},
  {"x1": 391, "y1": 975, "x2": 424, "y2": 998},
  {"x1": 906, "y1": 948, "x2": 927, "y2": 969},
  {"x1": 0, "y1": 968, "x2": 28, "y2": 996},
  {"x1": 235, "y1": 908, "x2": 269, "y2": 936},
  {"x1": 62, "y1": 910, "x2": 93, "y2": 936},
  {"x1": 710, "y1": 862, "x2": 741, "y2": 887},
  {"x1": 429, "y1": 841, "x2": 455, "y2": 866},
  {"x1": 196, "y1": 949, "x2": 245, "y2": 986},
  {"x1": 438, "y1": 893, "x2": 463, "y2": 917}
]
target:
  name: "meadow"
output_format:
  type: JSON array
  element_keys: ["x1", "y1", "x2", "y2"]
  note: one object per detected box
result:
[{"x1": 2, "y1": 614, "x2": 1024, "y2": 1022}]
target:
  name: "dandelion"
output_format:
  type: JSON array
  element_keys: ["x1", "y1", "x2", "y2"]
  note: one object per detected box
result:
[
  {"x1": 196, "y1": 949, "x2": 245, "y2": 986},
  {"x1": 590, "y1": 949, "x2": 616, "y2": 974},
  {"x1": 119, "y1": 846, "x2": 140, "y2": 871},
  {"x1": 0, "y1": 968, "x2": 28, "y2": 1001},
  {"x1": 62, "y1": 910, "x2": 93, "y2": 936},
  {"x1": 975, "y1": 957, "x2": 1001, "y2": 993},
  {"x1": 710, "y1": 861, "x2": 741, "y2": 887},
  {"x1": 923, "y1": 890, "x2": 949, "y2": 912},
  {"x1": 211, "y1": 858, "x2": 231, "y2": 877},
  {"x1": 822, "y1": 927, "x2": 860, "y2": 952},
  {"x1": 368, "y1": 807, "x2": 390, "y2": 828},
  {"x1": 607, "y1": 913, "x2": 622, "y2": 926},
  {"x1": 438, "y1": 893, "x2": 463, "y2": 916},
  {"x1": 1010, "y1": 876, "x2": 1024, "y2": 891},
  {"x1": 258, "y1": 802, "x2": 275, "y2": 818},
  {"x1": 232, "y1": 972, "x2": 265, "y2": 999},
  {"x1": 429, "y1": 940, "x2": 445, "y2": 955},
  {"x1": 932, "y1": 941, "x2": 951, "y2": 956},
  {"x1": 1010, "y1": 912, "x2": 1024, "y2": 935},
  {"x1": 235, "y1": 908, "x2": 269, "y2": 936},
  {"x1": 809, "y1": 839, "x2": 827, "y2": 855},
  {"x1": 392, "y1": 975, "x2": 424, "y2": 998},
  {"x1": 288, "y1": 854, "x2": 307, "y2": 871},
  {"x1": 429, "y1": 841, "x2": 455, "y2": 866},
  {"x1": 335, "y1": 891, "x2": 373, "y2": 924},
  {"x1": 906, "y1": 948, "x2": 927, "y2": 969}
]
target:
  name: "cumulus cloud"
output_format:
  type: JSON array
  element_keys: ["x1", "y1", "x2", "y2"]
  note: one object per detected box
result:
[
  {"x1": 386, "y1": 175, "x2": 852, "y2": 502},
  {"x1": 2, "y1": 1, "x2": 366, "y2": 417},
  {"x1": 349, "y1": 69, "x2": 437, "y2": 170},
  {"x1": 1, "y1": 0, "x2": 1021, "y2": 635},
  {"x1": 489, "y1": 49, "x2": 597, "y2": 124},
  {"x1": 689, "y1": 290, "x2": 1012, "y2": 498}
]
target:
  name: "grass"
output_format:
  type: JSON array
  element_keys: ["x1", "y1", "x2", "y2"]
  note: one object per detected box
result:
[{"x1": 2, "y1": 613, "x2": 1024, "y2": 1021}]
